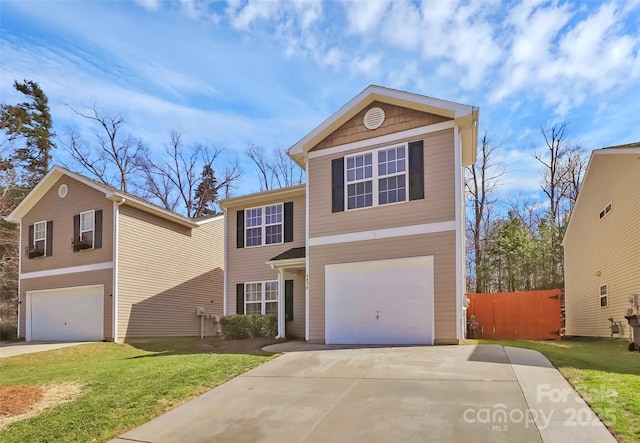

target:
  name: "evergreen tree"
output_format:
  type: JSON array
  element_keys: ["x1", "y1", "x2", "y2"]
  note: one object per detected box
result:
[
  {"x1": 0, "y1": 80, "x2": 55, "y2": 185},
  {"x1": 193, "y1": 164, "x2": 218, "y2": 218}
]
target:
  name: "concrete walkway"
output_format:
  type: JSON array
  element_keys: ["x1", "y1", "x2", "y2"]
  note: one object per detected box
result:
[
  {"x1": 111, "y1": 344, "x2": 615, "y2": 443},
  {"x1": 0, "y1": 342, "x2": 89, "y2": 358}
]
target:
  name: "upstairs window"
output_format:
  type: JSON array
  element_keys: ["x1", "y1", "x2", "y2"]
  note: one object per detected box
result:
[
  {"x1": 600, "y1": 284, "x2": 608, "y2": 307},
  {"x1": 27, "y1": 220, "x2": 53, "y2": 258},
  {"x1": 34, "y1": 221, "x2": 46, "y2": 254},
  {"x1": 333, "y1": 140, "x2": 422, "y2": 213},
  {"x1": 73, "y1": 209, "x2": 103, "y2": 251},
  {"x1": 244, "y1": 203, "x2": 283, "y2": 247},
  {"x1": 599, "y1": 202, "x2": 612, "y2": 220}
]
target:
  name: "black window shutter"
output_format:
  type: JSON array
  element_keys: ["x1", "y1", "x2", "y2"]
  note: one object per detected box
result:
[
  {"x1": 236, "y1": 283, "x2": 245, "y2": 315},
  {"x1": 94, "y1": 210, "x2": 103, "y2": 249},
  {"x1": 285, "y1": 280, "x2": 294, "y2": 321},
  {"x1": 46, "y1": 221, "x2": 53, "y2": 256},
  {"x1": 73, "y1": 214, "x2": 80, "y2": 244},
  {"x1": 28, "y1": 224, "x2": 34, "y2": 258},
  {"x1": 331, "y1": 157, "x2": 345, "y2": 212},
  {"x1": 408, "y1": 140, "x2": 425, "y2": 201},
  {"x1": 284, "y1": 202, "x2": 294, "y2": 243},
  {"x1": 236, "y1": 210, "x2": 244, "y2": 248}
]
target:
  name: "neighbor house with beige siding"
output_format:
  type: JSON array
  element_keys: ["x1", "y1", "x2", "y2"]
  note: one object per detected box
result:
[
  {"x1": 563, "y1": 143, "x2": 640, "y2": 338},
  {"x1": 220, "y1": 85, "x2": 478, "y2": 344},
  {"x1": 6, "y1": 166, "x2": 224, "y2": 343}
]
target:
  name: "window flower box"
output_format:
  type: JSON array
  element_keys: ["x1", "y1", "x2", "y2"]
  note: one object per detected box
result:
[
  {"x1": 72, "y1": 239, "x2": 93, "y2": 251},
  {"x1": 27, "y1": 248, "x2": 44, "y2": 258}
]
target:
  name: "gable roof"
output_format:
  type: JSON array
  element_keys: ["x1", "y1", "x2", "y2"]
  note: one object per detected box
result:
[
  {"x1": 562, "y1": 142, "x2": 640, "y2": 243},
  {"x1": 287, "y1": 85, "x2": 479, "y2": 167},
  {"x1": 5, "y1": 165, "x2": 198, "y2": 228}
]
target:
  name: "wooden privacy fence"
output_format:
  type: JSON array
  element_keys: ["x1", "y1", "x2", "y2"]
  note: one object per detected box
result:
[{"x1": 467, "y1": 289, "x2": 562, "y2": 340}]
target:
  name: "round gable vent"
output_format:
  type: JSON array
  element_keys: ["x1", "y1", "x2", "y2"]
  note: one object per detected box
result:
[
  {"x1": 58, "y1": 184, "x2": 68, "y2": 198},
  {"x1": 363, "y1": 107, "x2": 385, "y2": 130}
]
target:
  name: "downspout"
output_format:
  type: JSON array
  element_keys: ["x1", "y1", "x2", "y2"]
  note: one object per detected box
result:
[
  {"x1": 305, "y1": 156, "x2": 310, "y2": 342},
  {"x1": 112, "y1": 198, "x2": 126, "y2": 343},
  {"x1": 17, "y1": 221, "x2": 22, "y2": 339},
  {"x1": 454, "y1": 126, "x2": 465, "y2": 343}
]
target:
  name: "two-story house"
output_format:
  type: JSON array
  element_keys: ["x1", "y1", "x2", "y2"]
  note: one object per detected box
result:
[
  {"x1": 221, "y1": 85, "x2": 478, "y2": 345},
  {"x1": 563, "y1": 143, "x2": 640, "y2": 338},
  {"x1": 7, "y1": 166, "x2": 224, "y2": 343}
]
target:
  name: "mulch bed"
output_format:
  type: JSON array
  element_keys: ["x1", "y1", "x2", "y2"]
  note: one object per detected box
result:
[{"x1": 0, "y1": 385, "x2": 44, "y2": 417}]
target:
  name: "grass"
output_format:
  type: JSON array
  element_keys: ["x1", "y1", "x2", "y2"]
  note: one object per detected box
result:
[
  {"x1": 0, "y1": 337, "x2": 277, "y2": 443},
  {"x1": 476, "y1": 337, "x2": 640, "y2": 442}
]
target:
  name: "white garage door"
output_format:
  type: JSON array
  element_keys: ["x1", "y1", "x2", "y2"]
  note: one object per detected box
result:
[
  {"x1": 27, "y1": 285, "x2": 104, "y2": 341},
  {"x1": 325, "y1": 256, "x2": 434, "y2": 345}
]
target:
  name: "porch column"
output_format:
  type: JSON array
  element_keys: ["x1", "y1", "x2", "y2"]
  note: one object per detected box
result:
[{"x1": 277, "y1": 268, "x2": 285, "y2": 339}]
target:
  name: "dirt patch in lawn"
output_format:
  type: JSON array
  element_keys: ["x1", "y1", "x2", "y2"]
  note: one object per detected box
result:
[{"x1": 0, "y1": 382, "x2": 84, "y2": 429}]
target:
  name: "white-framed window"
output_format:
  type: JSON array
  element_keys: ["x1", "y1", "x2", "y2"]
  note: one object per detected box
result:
[
  {"x1": 600, "y1": 284, "x2": 608, "y2": 307},
  {"x1": 80, "y1": 210, "x2": 95, "y2": 247},
  {"x1": 345, "y1": 143, "x2": 408, "y2": 210},
  {"x1": 598, "y1": 202, "x2": 612, "y2": 220},
  {"x1": 245, "y1": 281, "x2": 278, "y2": 315},
  {"x1": 245, "y1": 203, "x2": 283, "y2": 247},
  {"x1": 33, "y1": 220, "x2": 47, "y2": 254}
]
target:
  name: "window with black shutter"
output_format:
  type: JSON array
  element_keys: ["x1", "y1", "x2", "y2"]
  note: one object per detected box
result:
[
  {"x1": 236, "y1": 283, "x2": 245, "y2": 315},
  {"x1": 284, "y1": 202, "x2": 294, "y2": 243}
]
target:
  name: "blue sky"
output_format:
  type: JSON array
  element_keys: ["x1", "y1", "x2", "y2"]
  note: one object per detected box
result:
[{"x1": 1, "y1": 0, "x2": 639, "y2": 203}]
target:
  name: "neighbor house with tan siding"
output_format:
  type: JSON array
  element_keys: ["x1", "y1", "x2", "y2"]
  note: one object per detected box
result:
[
  {"x1": 221, "y1": 85, "x2": 478, "y2": 344},
  {"x1": 563, "y1": 143, "x2": 640, "y2": 338},
  {"x1": 6, "y1": 166, "x2": 224, "y2": 343}
]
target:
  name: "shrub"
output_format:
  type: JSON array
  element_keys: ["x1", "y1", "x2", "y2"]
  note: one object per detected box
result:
[
  {"x1": 220, "y1": 315, "x2": 277, "y2": 340},
  {"x1": 0, "y1": 324, "x2": 17, "y2": 341}
]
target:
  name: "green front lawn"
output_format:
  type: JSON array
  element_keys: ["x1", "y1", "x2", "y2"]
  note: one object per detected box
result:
[
  {"x1": 0, "y1": 338, "x2": 277, "y2": 442},
  {"x1": 477, "y1": 338, "x2": 640, "y2": 442}
]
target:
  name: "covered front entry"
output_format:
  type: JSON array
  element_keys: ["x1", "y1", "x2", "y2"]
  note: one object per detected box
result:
[
  {"x1": 325, "y1": 256, "x2": 434, "y2": 345},
  {"x1": 266, "y1": 247, "x2": 306, "y2": 340},
  {"x1": 26, "y1": 284, "x2": 104, "y2": 341}
]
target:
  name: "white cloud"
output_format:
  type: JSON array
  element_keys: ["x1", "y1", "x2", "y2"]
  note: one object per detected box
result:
[{"x1": 134, "y1": 0, "x2": 161, "y2": 12}]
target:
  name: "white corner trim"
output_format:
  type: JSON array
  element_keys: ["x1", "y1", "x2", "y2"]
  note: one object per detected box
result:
[
  {"x1": 223, "y1": 208, "x2": 228, "y2": 316},
  {"x1": 453, "y1": 126, "x2": 464, "y2": 341},
  {"x1": 305, "y1": 157, "x2": 310, "y2": 341},
  {"x1": 21, "y1": 261, "x2": 114, "y2": 280},
  {"x1": 308, "y1": 220, "x2": 456, "y2": 247},
  {"x1": 307, "y1": 121, "x2": 454, "y2": 160},
  {"x1": 17, "y1": 222, "x2": 22, "y2": 338}
]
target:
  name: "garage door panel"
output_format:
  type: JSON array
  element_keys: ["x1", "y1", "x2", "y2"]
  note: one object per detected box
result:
[
  {"x1": 325, "y1": 256, "x2": 434, "y2": 345},
  {"x1": 28, "y1": 286, "x2": 104, "y2": 341}
]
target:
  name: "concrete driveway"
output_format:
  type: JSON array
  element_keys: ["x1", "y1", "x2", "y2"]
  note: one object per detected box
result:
[
  {"x1": 112, "y1": 345, "x2": 615, "y2": 443},
  {"x1": 0, "y1": 342, "x2": 88, "y2": 358}
]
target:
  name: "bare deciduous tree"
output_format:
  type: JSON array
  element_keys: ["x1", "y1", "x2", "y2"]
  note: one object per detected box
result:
[
  {"x1": 64, "y1": 106, "x2": 148, "y2": 193},
  {"x1": 245, "y1": 143, "x2": 305, "y2": 191},
  {"x1": 465, "y1": 133, "x2": 504, "y2": 293},
  {"x1": 141, "y1": 131, "x2": 241, "y2": 218}
]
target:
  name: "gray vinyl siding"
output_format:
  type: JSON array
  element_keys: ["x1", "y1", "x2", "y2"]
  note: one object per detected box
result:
[
  {"x1": 308, "y1": 128, "x2": 455, "y2": 238},
  {"x1": 224, "y1": 190, "x2": 306, "y2": 337},
  {"x1": 308, "y1": 231, "x2": 457, "y2": 343},
  {"x1": 564, "y1": 153, "x2": 640, "y2": 338},
  {"x1": 20, "y1": 269, "x2": 113, "y2": 339},
  {"x1": 117, "y1": 206, "x2": 224, "y2": 338}
]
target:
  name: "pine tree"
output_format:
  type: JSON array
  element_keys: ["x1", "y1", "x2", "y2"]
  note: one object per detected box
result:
[
  {"x1": 193, "y1": 164, "x2": 218, "y2": 218},
  {"x1": 0, "y1": 80, "x2": 55, "y2": 185}
]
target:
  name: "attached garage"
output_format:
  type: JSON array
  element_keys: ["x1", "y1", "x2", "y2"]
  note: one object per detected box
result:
[
  {"x1": 26, "y1": 285, "x2": 104, "y2": 341},
  {"x1": 325, "y1": 256, "x2": 434, "y2": 345}
]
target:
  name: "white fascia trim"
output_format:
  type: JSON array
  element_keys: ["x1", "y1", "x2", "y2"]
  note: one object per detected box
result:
[
  {"x1": 305, "y1": 157, "x2": 310, "y2": 341},
  {"x1": 454, "y1": 126, "x2": 464, "y2": 341},
  {"x1": 21, "y1": 261, "x2": 114, "y2": 280},
  {"x1": 308, "y1": 220, "x2": 456, "y2": 247},
  {"x1": 17, "y1": 222, "x2": 22, "y2": 338},
  {"x1": 308, "y1": 121, "x2": 454, "y2": 161},
  {"x1": 223, "y1": 208, "x2": 228, "y2": 316},
  {"x1": 593, "y1": 147, "x2": 640, "y2": 155},
  {"x1": 195, "y1": 214, "x2": 225, "y2": 225}
]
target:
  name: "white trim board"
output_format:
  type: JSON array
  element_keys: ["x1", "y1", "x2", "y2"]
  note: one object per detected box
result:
[
  {"x1": 21, "y1": 261, "x2": 114, "y2": 280},
  {"x1": 308, "y1": 121, "x2": 454, "y2": 160},
  {"x1": 308, "y1": 220, "x2": 456, "y2": 247}
]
